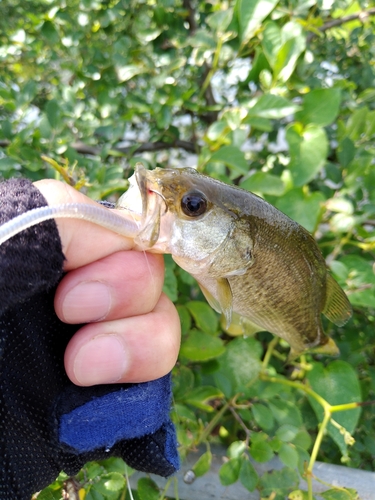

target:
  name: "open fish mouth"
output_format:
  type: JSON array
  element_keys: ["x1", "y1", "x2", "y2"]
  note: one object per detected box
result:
[{"x1": 117, "y1": 164, "x2": 167, "y2": 248}]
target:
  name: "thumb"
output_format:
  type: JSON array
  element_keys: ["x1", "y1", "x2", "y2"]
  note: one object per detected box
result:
[{"x1": 34, "y1": 179, "x2": 136, "y2": 271}]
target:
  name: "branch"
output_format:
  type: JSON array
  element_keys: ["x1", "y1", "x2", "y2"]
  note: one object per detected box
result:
[
  {"x1": 308, "y1": 8, "x2": 375, "y2": 42},
  {"x1": 182, "y1": 0, "x2": 198, "y2": 34},
  {"x1": 74, "y1": 139, "x2": 197, "y2": 155},
  {"x1": 0, "y1": 139, "x2": 198, "y2": 156}
]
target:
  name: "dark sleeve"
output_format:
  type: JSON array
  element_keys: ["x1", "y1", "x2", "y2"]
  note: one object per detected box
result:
[{"x1": 0, "y1": 178, "x2": 64, "y2": 315}]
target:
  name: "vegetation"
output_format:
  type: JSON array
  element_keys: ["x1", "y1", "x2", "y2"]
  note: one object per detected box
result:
[{"x1": 1, "y1": 0, "x2": 375, "y2": 499}]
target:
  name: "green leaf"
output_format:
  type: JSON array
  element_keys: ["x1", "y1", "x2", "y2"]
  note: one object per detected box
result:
[
  {"x1": 275, "y1": 188, "x2": 325, "y2": 232},
  {"x1": 116, "y1": 65, "x2": 146, "y2": 82},
  {"x1": 180, "y1": 329, "x2": 225, "y2": 362},
  {"x1": 292, "y1": 430, "x2": 312, "y2": 451},
  {"x1": 102, "y1": 472, "x2": 126, "y2": 492},
  {"x1": 176, "y1": 305, "x2": 192, "y2": 335},
  {"x1": 345, "y1": 106, "x2": 368, "y2": 141},
  {"x1": 240, "y1": 171, "x2": 285, "y2": 196},
  {"x1": 184, "y1": 385, "x2": 224, "y2": 411},
  {"x1": 338, "y1": 137, "x2": 356, "y2": 167},
  {"x1": 339, "y1": 255, "x2": 375, "y2": 308},
  {"x1": 286, "y1": 124, "x2": 328, "y2": 186},
  {"x1": 207, "y1": 9, "x2": 233, "y2": 33},
  {"x1": 192, "y1": 450, "x2": 212, "y2": 476},
  {"x1": 163, "y1": 255, "x2": 178, "y2": 301},
  {"x1": 278, "y1": 443, "x2": 299, "y2": 469},
  {"x1": 273, "y1": 23, "x2": 306, "y2": 82},
  {"x1": 98, "y1": 457, "x2": 126, "y2": 474},
  {"x1": 307, "y1": 361, "x2": 362, "y2": 459},
  {"x1": 267, "y1": 398, "x2": 303, "y2": 428},
  {"x1": 288, "y1": 490, "x2": 310, "y2": 500},
  {"x1": 251, "y1": 403, "x2": 275, "y2": 431},
  {"x1": 209, "y1": 145, "x2": 249, "y2": 175},
  {"x1": 320, "y1": 489, "x2": 359, "y2": 500},
  {"x1": 250, "y1": 440, "x2": 274, "y2": 462},
  {"x1": 41, "y1": 20, "x2": 59, "y2": 44},
  {"x1": 276, "y1": 424, "x2": 299, "y2": 442},
  {"x1": 258, "y1": 468, "x2": 300, "y2": 499},
  {"x1": 45, "y1": 99, "x2": 61, "y2": 129},
  {"x1": 239, "y1": 457, "x2": 258, "y2": 492},
  {"x1": 137, "y1": 477, "x2": 160, "y2": 500},
  {"x1": 189, "y1": 30, "x2": 217, "y2": 49},
  {"x1": 218, "y1": 337, "x2": 262, "y2": 392},
  {"x1": 219, "y1": 457, "x2": 241, "y2": 485},
  {"x1": 262, "y1": 21, "x2": 281, "y2": 67},
  {"x1": 85, "y1": 490, "x2": 105, "y2": 500},
  {"x1": 295, "y1": 88, "x2": 342, "y2": 127},
  {"x1": 247, "y1": 94, "x2": 300, "y2": 119},
  {"x1": 186, "y1": 301, "x2": 219, "y2": 335},
  {"x1": 236, "y1": 0, "x2": 279, "y2": 44}
]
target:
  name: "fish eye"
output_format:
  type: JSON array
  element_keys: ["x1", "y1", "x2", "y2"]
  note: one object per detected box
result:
[{"x1": 181, "y1": 191, "x2": 208, "y2": 217}]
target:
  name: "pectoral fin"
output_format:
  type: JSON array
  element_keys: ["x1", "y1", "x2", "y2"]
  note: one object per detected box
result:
[
  {"x1": 323, "y1": 274, "x2": 352, "y2": 326},
  {"x1": 198, "y1": 283, "x2": 222, "y2": 314},
  {"x1": 198, "y1": 279, "x2": 233, "y2": 328}
]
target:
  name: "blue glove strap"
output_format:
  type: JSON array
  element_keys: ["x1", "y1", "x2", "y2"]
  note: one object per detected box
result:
[{"x1": 59, "y1": 373, "x2": 173, "y2": 452}]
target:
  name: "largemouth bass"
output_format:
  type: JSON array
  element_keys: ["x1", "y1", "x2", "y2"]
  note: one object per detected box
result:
[{"x1": 117, "y1": 165, "x2": 352, "y2": 358}]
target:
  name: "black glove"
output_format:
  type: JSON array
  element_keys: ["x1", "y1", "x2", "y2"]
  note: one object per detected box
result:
[{"x1": 0, "y1": 179, "x2": 179, "y2": 500}]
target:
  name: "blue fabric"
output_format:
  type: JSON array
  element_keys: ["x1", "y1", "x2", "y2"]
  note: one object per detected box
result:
[
  {"x1": 59, "y1": 373, "x2": 173, "y2": 452},
  {"x1": 163, "y1": 420, "x2": 180, "y2": 471}
]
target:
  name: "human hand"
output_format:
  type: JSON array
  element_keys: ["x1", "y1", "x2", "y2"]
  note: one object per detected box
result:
[{"x1": 35, "y1": 179, "x2": 181, "y2": 387}]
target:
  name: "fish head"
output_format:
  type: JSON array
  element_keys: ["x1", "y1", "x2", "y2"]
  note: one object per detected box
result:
[{"x1": 117, "y1": 165, "x2": 235, "y2": 272}]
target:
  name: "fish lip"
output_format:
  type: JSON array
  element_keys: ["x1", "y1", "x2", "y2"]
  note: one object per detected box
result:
[
  {"x1": 134, "y1": 164, "x2": 168, "y2": 248},
  {"x1": 135, "y1": 164, "x2": 167, "y2": 214}
]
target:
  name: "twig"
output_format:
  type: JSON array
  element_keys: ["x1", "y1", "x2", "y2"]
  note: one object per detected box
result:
[
  {"x1": 0, "y1": 139, "x2": 197, "y2": 156},
  {"x1": 308, "y1": 8, "x2": 375, "y2": 42}
]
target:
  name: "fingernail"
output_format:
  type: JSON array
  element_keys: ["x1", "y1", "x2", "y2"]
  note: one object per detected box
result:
[
  {"x1": 74, "y1": 334, "x2": 128, "y2": 385},
  {"x1": 62, "y1": 281, "x2": 112, "y2": 323}
]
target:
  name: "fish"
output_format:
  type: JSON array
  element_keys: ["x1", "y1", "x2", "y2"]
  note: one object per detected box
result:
[{"x1": 117, "y1": 164, "x2": 352, "y2": 358}]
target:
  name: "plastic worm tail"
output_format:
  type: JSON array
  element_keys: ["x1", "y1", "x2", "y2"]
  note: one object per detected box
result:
[{"x1": 0, "y1": 203, "x2": 140, "y2": 245}]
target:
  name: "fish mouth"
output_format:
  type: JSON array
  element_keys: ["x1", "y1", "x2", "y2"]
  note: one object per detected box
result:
[{"x1": 117, "y1": 164, "x2": 167, "y2": 248}]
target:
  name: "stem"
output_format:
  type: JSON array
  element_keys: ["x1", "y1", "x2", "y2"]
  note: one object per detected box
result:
[
  {"x1": 260, "y1": 373, "x2": 330, "y2": 410},
  {"x1": 199, "y1": 36, "x2": 223, "y2": 98},
  {"x1": 159, "y1": 477, "x2": 173, "y2": 500},
  {"x1": 198, "y1": 400, "x2": 231, "y2": 443},
  {"x1": 261, "y1": 336, "x2": 279, "y2": 370},
  {"x1": 306, "y1": 410, "x2": 332, "y2": 498}
]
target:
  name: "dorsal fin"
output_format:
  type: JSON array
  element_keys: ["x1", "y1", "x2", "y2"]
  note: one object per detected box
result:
[{"x1": 323, "y1": 274, "x2": 352, "y2": 326}]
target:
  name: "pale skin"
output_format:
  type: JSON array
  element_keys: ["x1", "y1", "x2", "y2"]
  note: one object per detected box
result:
[{"x1": 35, "y1": 179, "x2": 181, "y2": 387}]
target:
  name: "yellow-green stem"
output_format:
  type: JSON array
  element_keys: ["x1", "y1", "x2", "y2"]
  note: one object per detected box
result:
[
  {"x1": 199, "y1": 37, "x2": 223, "y2": 98},
  {"x1": 159, "y1": 477, "x2": 173, "y2": 500},
  {"x1": 198, "y1": 400, "x2": 231, "y2": 443},
  {"x1": 260, "y1": 373, "x2": 330, "y2": 410},
  {"x1": 261, "y1": 336, "x2": 279, "y2": 370}
]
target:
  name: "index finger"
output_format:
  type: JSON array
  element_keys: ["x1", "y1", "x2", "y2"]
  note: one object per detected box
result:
[{"x1": 34, "y1": 179, "x2": 136, "y2": 270}]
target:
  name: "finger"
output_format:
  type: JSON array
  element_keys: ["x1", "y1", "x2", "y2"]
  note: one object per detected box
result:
[
  {"x1": 34, "y1": 179, "x2": 136, "y2": 270},
  {"x1": 54, "y1": 251, "x2": 164, "y2": 323},
  {"x1": 64, "y1": 293, "x2": 181, "y2": 386}
]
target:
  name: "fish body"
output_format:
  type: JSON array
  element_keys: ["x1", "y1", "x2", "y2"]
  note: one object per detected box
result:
[{"x1": 117, "y1": 165, "x2": 352, "y2": 357}]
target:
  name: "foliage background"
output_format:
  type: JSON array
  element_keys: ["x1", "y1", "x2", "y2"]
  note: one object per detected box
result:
[{"x1": 1, "y1": 0, "x2": 375, "y2": 499}]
